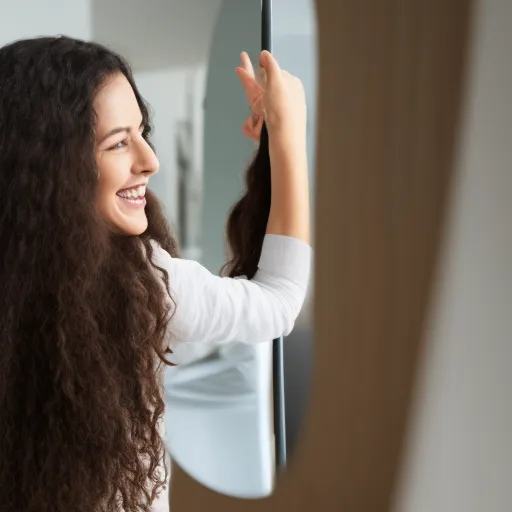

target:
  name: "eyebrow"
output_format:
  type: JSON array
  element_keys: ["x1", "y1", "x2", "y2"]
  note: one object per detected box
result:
[{"x1": 99, "y1": 120, "x2": 145, "y2": 144}]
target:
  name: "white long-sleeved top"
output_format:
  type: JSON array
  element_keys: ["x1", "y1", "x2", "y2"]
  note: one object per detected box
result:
[
  {"x1": 152, "y1": 234, "x2": 312, "y2": 352},
  {"x1": 147, "y1": 234, "x2": 312, "y2": 511}
]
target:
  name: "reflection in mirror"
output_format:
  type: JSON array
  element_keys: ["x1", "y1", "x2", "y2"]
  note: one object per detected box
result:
[
  {"x1": 0, "y1": 0, "x2": 316, "y2": 510},
  {"x1": 164, "y1": 0, "x2": 318, "y2": 500},
  {"x1": 164, "y1": 0, "x2": 274, "y2": 499}
]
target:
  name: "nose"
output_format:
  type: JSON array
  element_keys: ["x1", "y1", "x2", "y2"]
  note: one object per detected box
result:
[{"x1": 133, "y1": 136, "x2": 159, "y2": 176}]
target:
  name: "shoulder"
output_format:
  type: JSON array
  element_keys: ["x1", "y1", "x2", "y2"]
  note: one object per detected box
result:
[
  {"x1": 147, "y1": 239, "x2": 172, "y2": 266},
  {"x1": 146, "y1": 239, "x2": 213, "y2": 290}
]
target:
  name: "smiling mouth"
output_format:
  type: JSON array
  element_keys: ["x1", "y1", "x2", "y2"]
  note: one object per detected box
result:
[{"x1": 116, "y1": 184, "x2": 147, "y2": 206}]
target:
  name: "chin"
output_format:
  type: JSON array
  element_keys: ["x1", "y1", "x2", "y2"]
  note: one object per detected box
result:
[
  {"x1": 115, "y1": 216, "x2": 148, "y2": 236},
  {"x1": 124, "y1": 223, "x2": 148, "y2": 236}
]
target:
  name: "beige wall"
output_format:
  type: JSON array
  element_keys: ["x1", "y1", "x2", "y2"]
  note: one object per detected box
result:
[{"x1": 396, "y1": 0, "x2": 512, "y2": 509}]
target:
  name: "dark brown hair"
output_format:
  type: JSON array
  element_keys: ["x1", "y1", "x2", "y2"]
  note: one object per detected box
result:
[
  {"x1": 0, "y1": 36, "x2": 179, "y2": 511},
  {"x1": 222, "y1": 129, "x2": 271, "y2": 279}
]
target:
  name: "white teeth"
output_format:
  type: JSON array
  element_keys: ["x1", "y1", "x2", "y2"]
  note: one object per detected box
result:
[{"x1": 117, "y1": 185, "x2": 146, "y2": 199}]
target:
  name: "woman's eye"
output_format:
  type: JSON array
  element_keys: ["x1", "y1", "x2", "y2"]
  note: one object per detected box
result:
[{"x1": 109, "y1": 140, "x2": 128, "y2": 151}]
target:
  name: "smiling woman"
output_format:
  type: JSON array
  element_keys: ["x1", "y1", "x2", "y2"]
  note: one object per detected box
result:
[{"x1": 95, "y1": 73, "x2": 159, "y2": 235}]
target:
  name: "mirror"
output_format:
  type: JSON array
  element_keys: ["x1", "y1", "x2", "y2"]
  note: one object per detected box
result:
[
  {"x1": 163, "y1": 0, "x2": 276, "y2": 498},
  {"x1": 163, "y1": 0, "x2": 318, "y2": 499},
  {"x1": 0, "y1": 0, "x2": 316, "y2": 507}
]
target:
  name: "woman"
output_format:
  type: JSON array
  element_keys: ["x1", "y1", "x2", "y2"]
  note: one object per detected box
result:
[{"x1": 0, "y1": 36, "x2": 310, "y2": 511}]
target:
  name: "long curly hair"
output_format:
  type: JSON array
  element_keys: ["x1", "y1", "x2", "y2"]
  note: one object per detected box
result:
[{"x1": 0, "y1": 36, "x2": 179, "y2": 511}]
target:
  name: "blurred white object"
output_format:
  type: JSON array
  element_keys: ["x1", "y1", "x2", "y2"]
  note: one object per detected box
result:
[{"x1": 163, "y1": 342, "x2": 275, "y2": 498}]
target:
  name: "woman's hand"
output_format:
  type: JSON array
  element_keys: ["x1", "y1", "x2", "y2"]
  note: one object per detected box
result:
[
  {"x1": 235, "y1": 52, "x2": 264, "y2": 141},
  {"x1": 236, "y1": 50, "x2": 307, "y2": 145},
  {"x1": 236, "y1": 50, "x2": 310, "y2": 245}
]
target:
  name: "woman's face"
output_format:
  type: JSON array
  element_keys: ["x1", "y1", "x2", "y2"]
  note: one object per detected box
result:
[{"x1": 94, "y1": 72, "x2": 159, "y2": 236}]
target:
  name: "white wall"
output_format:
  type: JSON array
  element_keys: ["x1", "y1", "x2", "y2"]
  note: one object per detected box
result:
[
  {"x1": 0, "y1": 0, "x2": 91, "y2": 46},
  {"x1": 395, "y1": 0, "x2": 512, "y2": 510},
  {"x1": 91, "y1": 0, "x2": 222, "y2": 71}
]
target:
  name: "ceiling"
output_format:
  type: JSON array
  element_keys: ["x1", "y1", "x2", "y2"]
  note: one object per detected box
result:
[{"x1": 91, "y1": 0, "x2": 223, "y2": 71}]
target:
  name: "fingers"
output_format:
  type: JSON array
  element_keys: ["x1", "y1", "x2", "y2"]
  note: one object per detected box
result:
[
  {"x1": 235, "y1": 50, "x2": 286, "y2": 142},
  {"x1": 239, "y1": 50, "x2": 282, "y2": 88},
  {"x1": 242, "y1": 113, "x2": 263, "y2": 141},
  {"x1": 259, "y1": 50, "x2": 281, "y2": 85},
  {"x1": 234, "y1": 66, "x2": 253, "y2": 90},
  {"x1": 239, "y1": 52, "x2": 266, "y2": 91},
  {"x1": 235, "y1": 62, "x2": 265, "y2": 118},
  {"x1": 240, "y1": 51, "x2": 255, "y2": 79}
]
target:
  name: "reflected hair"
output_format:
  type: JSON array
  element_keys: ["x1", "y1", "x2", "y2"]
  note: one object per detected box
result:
[
  {"x1": 222, "y1": 129, "x2": 271, "y2": 279},
  {"x1": 0, "y1": 36, "x2": 178, "y2": 511}
]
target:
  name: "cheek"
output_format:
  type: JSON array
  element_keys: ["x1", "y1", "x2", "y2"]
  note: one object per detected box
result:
[
  {"x1": 95, "y1": 160, "x2": 122, "y2": 214},
  {"x1": 96, "y1": 157, "x2": 127, "y2": 195}
]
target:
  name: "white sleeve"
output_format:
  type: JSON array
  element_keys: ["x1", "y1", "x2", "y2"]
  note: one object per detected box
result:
[{"x1": 150, "y1": 234, "x2": 311, "y2": 347}]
